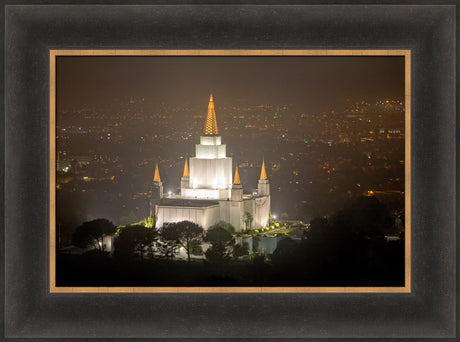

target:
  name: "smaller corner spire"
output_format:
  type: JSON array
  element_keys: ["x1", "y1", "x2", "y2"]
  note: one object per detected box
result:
[
  {"x1": 183, "y1": 159, "x2": 190, "y2": 177},
  {"x1": 260, "y1": 159, "x2": 268, "y2": 180},
  {"x1": 233, "y1": 166, "x2": 241, "y2": 185},
  {"x1": 153, "y1": 162, "x2": 161, "y2": 182}
]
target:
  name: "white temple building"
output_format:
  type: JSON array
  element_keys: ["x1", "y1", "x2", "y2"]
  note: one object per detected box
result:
[{"x1": 149, "y1": 94, "x2": 271, "y2": 231}]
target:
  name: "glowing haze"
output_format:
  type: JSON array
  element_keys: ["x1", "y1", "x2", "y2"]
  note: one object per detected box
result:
[{"x1": 57, "y1": 56, "x2": 404, "y2": 113}]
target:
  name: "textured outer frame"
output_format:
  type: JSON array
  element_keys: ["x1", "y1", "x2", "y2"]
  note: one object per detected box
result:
[
  {"x1": 3, "y1": 3, "x2": 456, "y2": 339},
  {"x1": 49, "y1": 48, "x2": 411, "y2": 294}
]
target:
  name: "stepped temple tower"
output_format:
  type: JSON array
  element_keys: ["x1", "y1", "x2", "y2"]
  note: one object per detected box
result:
[{"x1": 149, "y1": 94, "x2": 270, "y2": 231}]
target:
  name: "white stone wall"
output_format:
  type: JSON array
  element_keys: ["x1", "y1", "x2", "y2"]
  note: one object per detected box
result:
[
  {"x1": 257, "y1": 236, "x2": 283, "y2": 254},
  {"x1": 229, "y1": 200, "x2": 245, "y2": 231},
  {"x1": 241, "y1": 195, "x2": 270, "y2": 229},
  {"x1": 254, "y1": 195, "x2": 271, "y2": 228},
  {"x1": 189, "y1": 157, "x2": 232, "y2": 191},
  {"x1": 196, "y1": 136, "x2": 225, "y2": 159},
  {"x1": 156, "y1": 205, "x2": 220, "y2": 230},
  {"x1": 200, "y1": 136, "x2": 221, "y2": 145},
  {"x1": 243, "y1": 198, "x2": 255, "y2": 214},
  {"x1": 181, "y1": 188, "x2": 231, "y2": 200},
  {"x1": 217, "y1": 199, "x2": 245, "y2": 232},
  {"x1": 231, "y1": 187, "x2": 243, "y2": 201},
  {"x1": 243, "y1": 198, "x2": 255, "y2": 230},
  {"x1": 195, "y1": 144, "x2": 226, "y2": 159},
  {"x1": 102, "y1": 235, "x2": 114, "y2": 253},
  {"x1": 180, "y1": 176, "x2": 189, "y2": 191},
  {"x1": 258, "y1": 179, "x2": 270, "y2": 196},
  {"x1": 214, "y1": 198, "x2": 246, "y2": 232},
  {"x1": 218, "y1": 200, "x2": 230, "y2": 223}
]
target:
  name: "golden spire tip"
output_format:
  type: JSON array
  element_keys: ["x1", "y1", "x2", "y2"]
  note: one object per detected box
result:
[
  {"x1": 233, "y1": 166, "x2": 241, "y2": 185},
  {"x1": 204, "y1": 94, "x2": 219, "y2": 135},
  {"x1": 260, "y1": 160, "x2": 268, "y2": 180},
  {"x1": 153, "y1": 163, "x2": 161, "y2": 182},
  {"x1": 183, "y1": 159, "x2": 189, "y2": 177}
]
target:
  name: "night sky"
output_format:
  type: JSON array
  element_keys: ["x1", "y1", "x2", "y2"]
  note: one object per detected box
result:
[{"x1": 57, "y1": 56, "x2": 405, "y2": 112}]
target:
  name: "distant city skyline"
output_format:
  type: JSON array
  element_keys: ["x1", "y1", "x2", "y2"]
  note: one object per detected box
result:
[
  {"x1": 56, "y1": 54, "x2": 405, "y2": 231},
  {"x1": 57, "y1": 56, "x2": 405, "y2": 114}
]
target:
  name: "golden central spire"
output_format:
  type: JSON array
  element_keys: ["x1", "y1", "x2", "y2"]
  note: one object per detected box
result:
[
  {"x1": 203, "y1": 94, "x2": 219, "y2": 135},
  {"x1": 260, "y1": 160, "x2": 268, "y2": 180},
  {"x1": 233, "y1": 166, "x2": 241, "y2": 185},
  {"x1": 153, "y1": 163, "x2": 161, "y2": 182},
  {"x1": 183, "y1": 159, "x2": 189, "y2": 177}
]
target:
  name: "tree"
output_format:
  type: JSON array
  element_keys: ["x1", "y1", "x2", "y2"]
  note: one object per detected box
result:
[
  {"x1": 281, "y1": 212, "x2": 289, "y2": 222},
  {"x1": 305, "y1": 216, "x2": 331, "y2": 243},
  {"x1": 252, "y1": 235, "x2": 260, "y2": 253},
  {"x1": 337, "y1": 196, "x2": 393, "y2": 238},
  {"x1": 205, "y1": 225, "x2": 233, "y2": 245},
  {"x1": 243, "y1": 212, "x2": 254, "y2": 231},
  {"x1": 143, "y1": 215, "x2": 156, "y2": 229},
  {"x1": 204, "y1": 225, "x2": 233, "y2": 263},
  {"x1": 72, "y1": 218, "x2": 116, "y2": 252},
  {"x1": 204, "y1": 243, "x2": 229, "y2": 263},
  {"x1": 271, "y1": 237, "x2": 301, "y2": 265},
  {"x1": 300, "y1": 197, "x2": 395, "y2": 284},
  {"x1": 115, "y1": 224, "x2": 157, "y2": 260},
  {"x1": 209, "y1": 221, "x2": 235, "y2": 235},
  {"x1": 159, "y1": 221, "x2": 204, "y2": 264},
  {"x1": 190, "y1": 240, "x2": 203, "y2": 256},
  {"x1": 233, "y1": 241, "x2": 249, "y2": 259}
]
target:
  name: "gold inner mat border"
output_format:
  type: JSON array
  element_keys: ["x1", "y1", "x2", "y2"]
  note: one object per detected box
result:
[{"x1": 50, "y1": 49, "x2": 411, "y2": 293}]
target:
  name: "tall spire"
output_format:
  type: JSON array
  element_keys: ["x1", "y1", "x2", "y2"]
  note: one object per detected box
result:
[
  {"x1": 260, "y1": 159, "x2": 268, "y2": 180},
  {"x1": 233, "y1": 166, "x2": 241, "y2": 185},
  {"x1": 203, "y1": 94, "x2": 219, "y2": 135},
  {"x1": 183, "y1": 159, "x2": 189, "y2": 177},
  {"x1": 153, "y1": 163, "x2": 161, "y2": 182}
]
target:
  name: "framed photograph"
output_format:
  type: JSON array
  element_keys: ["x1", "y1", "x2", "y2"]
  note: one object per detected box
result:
[
  {"x1": 3, "y1": 2, "x2": 456, "y2": 340},
  {"x1": 50, "y1": 50, "x2": 410, "y2": 293}
]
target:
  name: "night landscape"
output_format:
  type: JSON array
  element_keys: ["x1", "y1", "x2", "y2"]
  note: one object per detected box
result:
[{"x1": 55, "y1": 55, "x2": 406, "y2": 287}]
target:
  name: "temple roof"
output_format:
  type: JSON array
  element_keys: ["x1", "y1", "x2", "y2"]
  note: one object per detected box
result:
[
  {"x1": 260, "y1": 160, "x2": 268, "y2": 180},
  {"x1": 159, "y1": 198, "x2": 219, "y2": 207},
  {"x1": 203, "y1": 94, "x2": 219, "y2": 135},
  {"x1": 183, "y1": 159, "x2": 189, "y2": 177},
  {"x1": 153, "y1": 163, "x2": 161, "y2": 182},
  {"x1": 233, "y1": 166, "x2": 241, "y2": 185}
]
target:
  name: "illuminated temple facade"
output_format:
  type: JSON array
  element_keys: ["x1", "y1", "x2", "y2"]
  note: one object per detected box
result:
[{"x1": 149, "y1": 95, "x2": 270, "y2": 231}]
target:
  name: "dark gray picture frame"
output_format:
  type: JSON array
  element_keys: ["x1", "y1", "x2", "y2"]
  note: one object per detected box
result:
[{"x1": 2, "y1": 2, "x2": 456, "y2": 340}]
